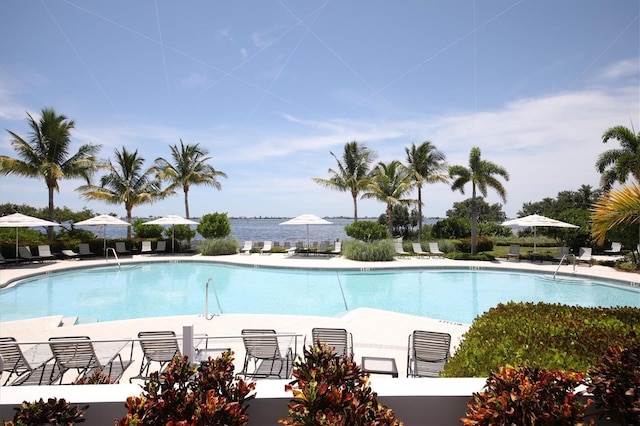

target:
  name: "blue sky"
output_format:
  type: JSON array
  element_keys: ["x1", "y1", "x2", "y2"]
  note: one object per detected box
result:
[{"x1": 0, "y1": 1, "x2": 638, "y2": 220}]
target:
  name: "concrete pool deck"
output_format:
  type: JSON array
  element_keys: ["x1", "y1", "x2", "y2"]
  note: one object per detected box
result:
[{"x1": 1, "y1": 252, "x2": 638, "y2": 384}]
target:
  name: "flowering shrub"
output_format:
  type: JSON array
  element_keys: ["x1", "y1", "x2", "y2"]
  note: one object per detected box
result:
[
  {"x1": 461, "y1": 365, "x2": 592, "y2": 425},
  {"x1": 280, "y1": 343, "x2": 402, "y2": 425},
  {"x1": 5, "y1": 398, "x2": 87, "y2": 425}
]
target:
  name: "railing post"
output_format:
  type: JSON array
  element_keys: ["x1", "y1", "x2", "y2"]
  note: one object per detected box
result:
[{"x1": 183, "y1": 324, "x2": 195, "y2": 365}]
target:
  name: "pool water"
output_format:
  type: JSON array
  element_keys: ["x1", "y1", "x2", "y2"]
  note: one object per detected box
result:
[{"x1": 1, "y1": 262, "x2": 638, "y2": 324}]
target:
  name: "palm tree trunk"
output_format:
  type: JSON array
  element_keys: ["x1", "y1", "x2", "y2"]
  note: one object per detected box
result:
[
  {"x1": 126, "y1": 208, "x2": 132, "y2": 239},
  {"x1": 47, "y1": 185, "x2": 55, "y2": 239},
  {"x1": 352, "y1": 194, "x2": 358, "y2": 222},
  {"x1": 417, "y1": 186, "x2": 423, "y2": 244},
  {"x1": 184, "y1": 188, "x2": 190, "y2": 219},
  {"x1": 471, "y1": 187, "x2": 477, "y2": 254},
  {"x1": 387, "y1": 203, "x2": 394, "y2": 236}
]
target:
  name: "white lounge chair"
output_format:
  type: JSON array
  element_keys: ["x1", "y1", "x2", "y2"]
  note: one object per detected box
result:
[
  {"x1": 260, "y1": 241, "x2": 272, "y2": 255},
  {"x1": 412, "y1": 242, "x2": 428, "y2": 258},
  {"x1": 554, "y1": 247, "x2": 571, "y2": 263},
  {"x1": 407, "y1": 330, "x2": 451, "y2": 378},
  {"x1": 155, "y1": 240, "x2": 167, "y2": 255},
  {"x1": 140, "y1": 241, "x2": 153, "y2": 255},
  {"x1": 312, "y1": 327, "x2": 353, "y2": 358},
  {"x1": 428, "y1": 242, "x2": 444, "y2": 257},
  {"x1": 239, "y1": 329, "x2": 293, "y2": 379},
  {"x1": 37, "y1": 245, "x2": 57, "y2": 262},
  {"x1": 604, "y1": 242, "x2": 622, "y2": 255},
  {"x1": 78, "y1": 243, "x2": 97, "y2": 259},
  {"x1": 576, "y1": 247, "x2": 593, "y2": 267},
  {"x1": 241, "y1": 241, "x2": 253, "y2": 255},
  {"x1": 506, "y1": 244, "x2": 520, "y2": 262},
  {"x1": 115, "y1": 242, "x2": 132, "y2": 257},
  {"x1": 395, "y1": 242, "x2": 410, "y2": 257},
  {"x1": 329, "y1": 241, "x2": 342, "y2": 256}
]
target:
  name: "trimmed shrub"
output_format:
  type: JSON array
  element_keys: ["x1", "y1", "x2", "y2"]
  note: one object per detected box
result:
[
  {"x1": 117, "y1": 353, "x2": 255, "y2": 425},
  {"x1": 132, "y1": 219, "x2": 163, "y2": 239},
  {"x1": 461, "y1": 366, "x2": 591, "y2": 425},
  {"x1": 342, "y1": 239, "x2": 395, "y2": 261},
  {"x1": 280, "y1": 343, "x2": 402, "y2": 425},
  {"x1": 199, "y1": 237, "x2": 241, "y2": 255},
  {"x1": 443, "y1": 302, "x2": 640, "y2": 377},
  {"x1": 197, "y1": 212, "x2": 231, "y2": 239},
  {"x1": 588, "y1": 335, "x2": 640, "y2": 425},
  {"x1": 458, "y1": 236, "x2": 493, "y2": 252},
  {"x1": 344, "y1": 220, "x2": 389, "y2": 241}
]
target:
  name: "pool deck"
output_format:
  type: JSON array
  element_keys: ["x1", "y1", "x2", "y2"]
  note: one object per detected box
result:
[{"x1": 1, "y1": 252, "x2": 638, "y2": 383}]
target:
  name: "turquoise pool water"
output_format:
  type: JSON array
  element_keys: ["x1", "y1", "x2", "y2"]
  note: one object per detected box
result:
[{"x1": 1, "y1": 262, "x2": 638, "y2": 324}]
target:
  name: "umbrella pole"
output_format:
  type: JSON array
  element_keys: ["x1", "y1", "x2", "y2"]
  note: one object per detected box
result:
[{"x1": 15, "y1": 228, "x2": 18, "y2": 258}]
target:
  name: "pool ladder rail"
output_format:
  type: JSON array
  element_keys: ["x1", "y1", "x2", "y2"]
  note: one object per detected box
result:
[
  {"x1": 105, "y1": 247, "x2": 121, "y2": 269},
  {"x1": 204, "y1": 278, "x2": 223, "y2": 320},
  {"x1": 553, "y1": 254, "x2": 576, "y2": 280}
]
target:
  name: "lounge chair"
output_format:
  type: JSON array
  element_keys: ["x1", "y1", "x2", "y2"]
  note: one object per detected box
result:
[
  {"x1": 576, "y1": 247, "x2": 593, "y2": 267},
  {"x1": 395, "y1": 242, "x2": 410, "y2": 257},
  {"x1": 329, "y1": 241, "x2": 342, "y2": 256},
  {"x1": 604, "y1": 242, "x2": 622, "y2": 255},
  {"x1": 311, "y1": 327, "x2": 353, "y2": 359},
  {"x1": 553, "y1": 247, "x2": 571, "y2": 263},
  {"x1": 412, "y1": 242, "x2": 428, "y2": 258},
  {"x1": 37, "y1": 245, "x2": 57, "y2": 262},
  {"x1": 260, "y1": 241, "x2": 272, "y2": 255},
  {"x1": 48, "y1": 336, "x2": 133, "y2": 384},
  {"x1": 285, "y1": 243, "x2": 297, "y2": 257},
  {"x1": 60, "y1": 249, "x2": 80, "y2": 260},
  {"x1": 0, "y1": 337, "x2": 60, "y2": 386},
  {"x1": 406, "y1": 330, "x2": 451, "y2": 378},
  {"x1": 115, "y1": 242, "x2": 132, "y2": 257},
  {"x1": 428, "y1": 242, "x2": 444, "y2": 257},
  {"x1": 506, "y1": 244, "x2": 520, "y2": 262},
  {"x1": 139, "y1": 241, "x2": 153, "y2": 254},
  {"x1": 129, "y1": 331, "x2": 180, "y2": 382},
  {"x1": 155, "y1": 240, "x2": 167, "y2": 255},
  {"x1": 0, "y1": 252, "x2": 22, "y2": 267},
  {"x1": 78, "y1": 243, "x2": 97, "y2": 259},
  {"x1": 240, "y1": 329, "x2": 293, "y2": 379},
  {"x1": 18, "y1": 246, "x2": 49, "y2": 263},
  {"x1": 240, "y1": 241, "x2": 253, "y2": 255}
]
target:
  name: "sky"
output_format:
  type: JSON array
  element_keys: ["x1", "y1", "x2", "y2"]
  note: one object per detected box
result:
[{"x1": 0, "y1": 1, "x2": 638, "y2": 220}]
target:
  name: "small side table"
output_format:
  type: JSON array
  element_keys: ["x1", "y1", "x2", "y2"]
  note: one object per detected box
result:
[{"x1": 361, "y1": 356, "x2": 398, "y2": 378}]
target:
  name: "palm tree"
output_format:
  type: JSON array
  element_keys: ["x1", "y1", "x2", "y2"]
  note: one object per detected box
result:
[
  {"x1": 449, "y1": 147, "x2": 509, "y2": 254},
  {"x1": 405, "y1": 141, "x2": 448, "y2": 243},
  {"x1": 152, "y1": 140, "x2": 227, "y2": 219},
  {"x1": 77, "y1": 146, "x2": 168, "y2": 238},
  {"x1": 312, "y1": 141, "x2": 377, "y2": 221},
  {"x1": 361, "y1": 160, "x2": 415, "y2": 236},
  {"x1": 0, "y1": 108, "x2": 101, "y2": 238},
  {"x1": 595, "y1": 125, "x2": 640, "y2": 191},
  {"x1": 591, "y1": 182, "x2": 640, "y2": 245}
]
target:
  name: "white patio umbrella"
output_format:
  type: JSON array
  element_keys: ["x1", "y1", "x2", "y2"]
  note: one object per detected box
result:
[
  {"x1": 0, "y1": 213, "x2": 60, "y2": 257},
  {"x1": 74, "y1": 214, "x2": 131, "y2": 257},
  {"x1": 279, "y1": 213, "x2": 332, "y2": 250},
  {"x1": 502, "y1": 214, "x2": 579, "y2": 258},
  {"x1": 142, "y1": 215, "x2": 199, "y2": 253}
]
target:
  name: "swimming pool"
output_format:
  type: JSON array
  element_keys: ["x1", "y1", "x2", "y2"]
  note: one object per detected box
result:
[{"x1": 1, "y1": 262, "x2": 638, "y2": 324}]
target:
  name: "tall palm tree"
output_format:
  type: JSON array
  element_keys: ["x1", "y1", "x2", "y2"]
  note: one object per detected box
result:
[
  {"x1": 449, "y1": 147, "x2": 509, "y2": 254},
  {"x1": 0, "y1": 108, "x2": 101, "y2": 238},
  {"x1": 77, "y1": 146, "x2": 168, "y2": 238},
  {"x1": 361, "y1": 160, "x2": 415, "y2": 236},
  {"x1": 152, "y1": 140, "x2": 227, "y2": 219},
  {"x1": 596, "y1": 125, "x2": 640, "y2": 191},
  {"x1": 591, "y1": 182, "x2": 640, "y2": 245},
  {"x1": 312, "y1": 141, "x2": 377, "y2": 221},
  {"x1": 405, "y1": 141, "x2": 448, "y2": 243}
]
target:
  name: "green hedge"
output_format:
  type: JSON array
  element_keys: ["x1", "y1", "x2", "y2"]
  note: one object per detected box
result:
[
  {"x1": 198, "y1": 237, "x2": 241, "y2": 256},
  {"x1": 342, "y1": 239, "x2": 395, "y2": 261},
  {"x1": 443, "y1": 302, "x2": 640, "y2": 377}
]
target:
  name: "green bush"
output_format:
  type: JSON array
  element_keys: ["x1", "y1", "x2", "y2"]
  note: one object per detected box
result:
[
  {"x1": 280, "y1": 343, "x2": 402, "y2": 425},
  {"x1": 342, "y1": 239, "x2": 395, "y2": 261},
  {"x1": 132, "y1": 219, "x2": 163, "y2": 239},
  {"x1": 443, "y1": 302, "x2": 640, "y2": 377},
  {"x1": 117, "y1": 353, "x2": 255, "y2": 425},
  {"x1": 446, "y1": 252, "x2": 495, "y2": 261},
  {"x1": 344, "y1": 221, "x2": 389, "y2": 242},
  {"x1": 197, "y1": 212, "x2": 231, "y2": 239},
  {"x1": 199, "y1": 237, "x2": 241, "y2": 255},
  {"x1": 458, "y1": 236, "x2": 494, "y2": 252},
  {"x1": 461, "y1": 366, "x2": 591, "y2": 425}
]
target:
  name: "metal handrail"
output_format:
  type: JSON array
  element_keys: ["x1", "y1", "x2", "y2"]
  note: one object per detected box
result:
[
  {"x1": 553, "y1": 254, "x2": 575, "y2": 279},
  {"x1": 106, "y1": 247, "x2": 121, "y2": 268}
]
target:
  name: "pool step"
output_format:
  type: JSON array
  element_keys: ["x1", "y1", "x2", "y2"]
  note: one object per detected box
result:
[{"x1": 59, "y1": 316, "x2": 78, "y2": 327}]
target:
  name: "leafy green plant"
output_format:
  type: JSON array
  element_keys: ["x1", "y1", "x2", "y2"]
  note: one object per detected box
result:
[
  {"x1": 461, "y1": 365, "x2": 592, "y2": 425},
  {"x1": 445, "y1": 252, "x2": 495, "y2": 261},
  {"x1": 6, "y1": 398, "x2": 87, "y2": 425},
  {"x1": 132, "y1": 219, "x2": 163, "y2": 239},
  {"x1": 342, "y1": 239, "x2": 395, "y2": 261},
  {"x1": 280, "y1": 343, "x2": 402, "y2": 425},
  {"x1": 197, "y1": 212, "x2": 231, "y2": 239},
  {"x1": 199, "y1": 237, "x2": 241, "y2": 255},
  {"x1": 117, "y1": 353, "x2": 255, "y2": 426},
  {"x1": 587, "y1": 335, "x2": 640, "y2": 425},
  {"x1": 457, "y1": 236, "x2": 493, "y2": 252},
  {"x1": 443, "y1": 302, "x2": 640, "y2": 377},
  {"x1": 344, "y1": 220, "x2": 389, "y2": 241}
]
